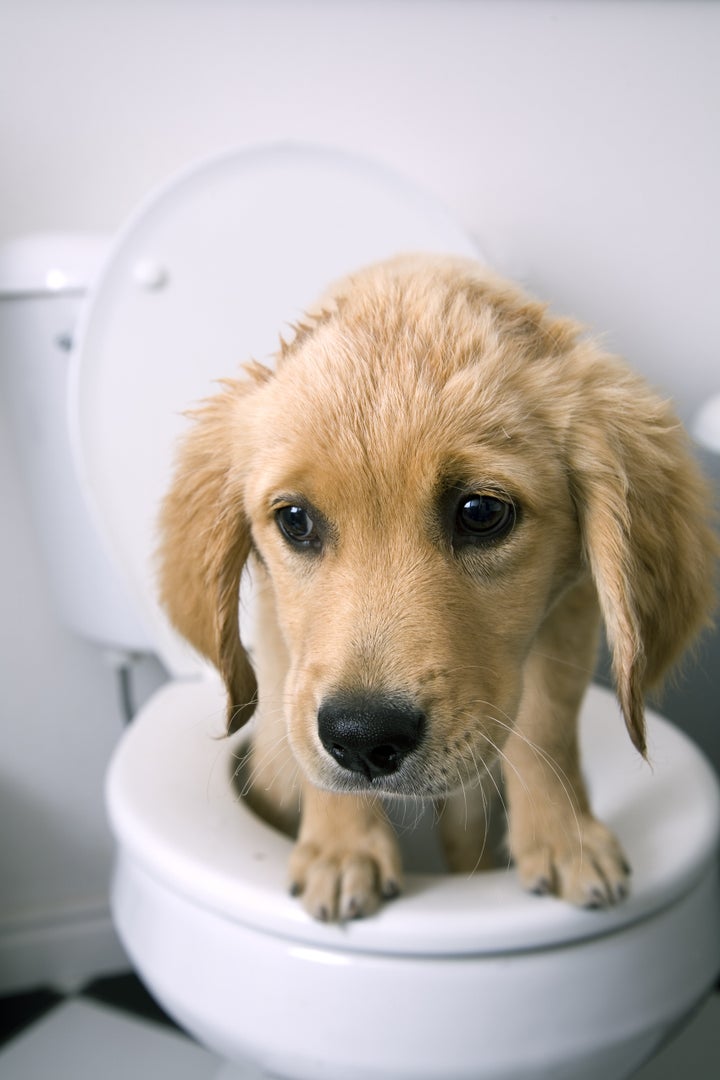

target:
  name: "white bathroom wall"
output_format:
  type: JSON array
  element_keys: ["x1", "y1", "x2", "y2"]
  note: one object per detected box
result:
[
  {"x1": 0, "y1": 0, "x2": 718, "y2": 991},
  {"x1": 0, "y1": 393, "x2": 130, "y2": 991}
]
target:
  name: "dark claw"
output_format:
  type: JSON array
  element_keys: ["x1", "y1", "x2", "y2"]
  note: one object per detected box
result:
[
  {"x1": 382, "y1": 880, "x2": 401, "y2": 900},
  {"x1": 584, "y1": 887, "x2": 608, "y2": 910},
  {"x1": 531, "y1": 878, "x2": 552, "y2": 896},
  {"x1": 344, "y1": 897, "x2": 362, "y2": 920}
]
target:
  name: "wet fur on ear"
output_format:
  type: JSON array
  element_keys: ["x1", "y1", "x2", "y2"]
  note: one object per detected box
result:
[
  {"x1": 565, "y1": 345, "x2": 718, "y2": 755},
  {"x1": 158, "y1": 369, "x2": 269, "y2": 732}
]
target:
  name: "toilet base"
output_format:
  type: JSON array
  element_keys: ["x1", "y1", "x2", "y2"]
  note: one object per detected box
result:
[
  {"x1": 209, "y1": 1002, "x2": 709, "y2": 1080},
  {"x1": 209, "y1": 1015, "x2": 703, "y2": 1080}
]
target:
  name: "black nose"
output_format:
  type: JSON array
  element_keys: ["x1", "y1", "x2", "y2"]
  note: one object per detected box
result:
[{"x1": 318, "y1": 694, "x2": 425, "y2": 780}]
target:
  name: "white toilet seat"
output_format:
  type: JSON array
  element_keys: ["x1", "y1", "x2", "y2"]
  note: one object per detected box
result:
[{"x1": 107, "y1": 678, "x2": 720, "y2": 956}]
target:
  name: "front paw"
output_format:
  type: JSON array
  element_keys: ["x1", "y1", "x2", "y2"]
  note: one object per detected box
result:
[
  {"x1": 514, "y1": 816, "x2": 631, "y2": 909},
  {"x1": 288, "y1": 818, "x2": 403, "y2": 922}
]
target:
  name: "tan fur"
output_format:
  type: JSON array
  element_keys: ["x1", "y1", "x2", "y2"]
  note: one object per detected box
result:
[{"x1": 158, "y1": 254, "x2": 717, "y2": 921}]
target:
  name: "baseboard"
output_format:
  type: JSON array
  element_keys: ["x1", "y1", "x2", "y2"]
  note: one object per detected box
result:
[{"x1": 0, "y1": 902, "x2": 130, "y2": 995}]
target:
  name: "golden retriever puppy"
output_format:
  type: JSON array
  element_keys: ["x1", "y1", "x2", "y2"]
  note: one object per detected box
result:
[{"x1": 159, "y1": 255, "x2": 717, "y2": 922}]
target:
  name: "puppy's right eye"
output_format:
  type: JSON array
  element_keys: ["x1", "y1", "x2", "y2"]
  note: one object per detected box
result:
[
  {"x1": 452, "y1": 492, "x2": 517, "y2": 547},
  {"x1": 276, "y1": 505, "x2": 320, "y2": 549}
]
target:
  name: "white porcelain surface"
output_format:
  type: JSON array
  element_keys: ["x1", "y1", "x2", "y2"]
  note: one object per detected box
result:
[
  {"x1": 0, "y1": 251, "x2": 151, "y2": 650},
  {"x1": 694, "y1": 392, "x2": 720, "y2": 453},
  {"x1": 0, "y1": 232, "x2": 107, "y2": 296},
  {"x1": 113, "y1": 859, "x2": 719, "y2": 1080},
  {"x1": 108, "y1": 680, "x2": 720, "y2": 1079},
  {"x1": 69, "y1": 144, "x2": 480, "y2": 679}
]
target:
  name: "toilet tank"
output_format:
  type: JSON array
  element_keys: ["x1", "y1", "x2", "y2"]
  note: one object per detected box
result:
[{"x1": 0, "y1": 233, "x2": 153, "y2": 651}]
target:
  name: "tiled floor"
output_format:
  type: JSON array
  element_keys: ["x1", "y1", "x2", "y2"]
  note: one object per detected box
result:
[
  {"x1": 0, "y1": 972, "x2": 718, "y2": 1079},
  {"x1": 0, "y1": 975, "x2": 233, "y2": 1080}
]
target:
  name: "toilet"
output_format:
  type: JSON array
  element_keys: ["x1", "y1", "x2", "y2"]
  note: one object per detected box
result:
[{"x1": 1, "y1": 144, "x2": 719, "y2": 1080}]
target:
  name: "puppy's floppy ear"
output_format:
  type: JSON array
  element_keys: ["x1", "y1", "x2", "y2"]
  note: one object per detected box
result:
[
  {"x1": 565, "y1": 347, "x2": 718, "y2": 756},
  {"x1": 158, "y1": 370, "x2": 268, "y2": 732}
]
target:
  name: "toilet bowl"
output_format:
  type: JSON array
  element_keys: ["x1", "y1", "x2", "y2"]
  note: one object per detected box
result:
[
  {"x1": 107, "y1": 677, "x2": 720, "y2": 1080},
  {"x1": 61, "y1": 144, "x2": 718, "y2": 1078}
]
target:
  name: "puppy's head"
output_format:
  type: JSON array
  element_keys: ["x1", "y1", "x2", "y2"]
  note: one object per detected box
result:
[{"x1": 159, "y1": 256, "x2": 717, "y2": 792}]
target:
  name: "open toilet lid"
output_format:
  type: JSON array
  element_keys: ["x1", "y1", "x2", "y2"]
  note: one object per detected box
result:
[{"x1": 70, "y1": 144, "x2": 480, "y2": 676}]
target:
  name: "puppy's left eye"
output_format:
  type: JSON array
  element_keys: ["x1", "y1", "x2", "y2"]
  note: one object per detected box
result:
[
  {"x1": 455, "y1": 494, "x2": 516, "y2": 543},
  {"x1": 276, "y1": 505, "x2": 321, "y2": 549}
]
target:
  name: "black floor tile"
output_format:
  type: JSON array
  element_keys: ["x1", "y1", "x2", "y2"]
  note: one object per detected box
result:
[
  {"x1": 0, "y1": 987, "x2": 64, "y2": 1048},
  {"x1": 80, "y1": 972, "x2": 181, "y2": 1032}
]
